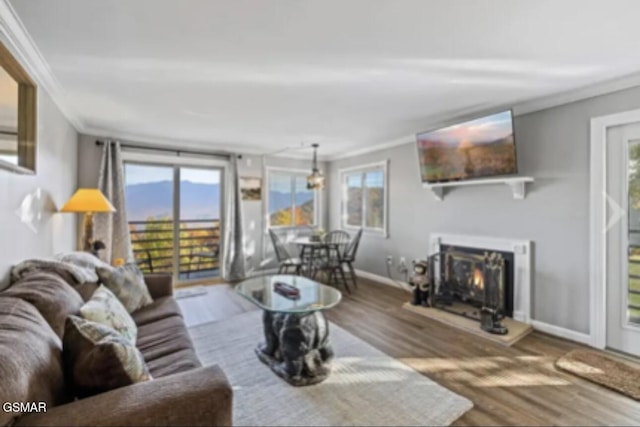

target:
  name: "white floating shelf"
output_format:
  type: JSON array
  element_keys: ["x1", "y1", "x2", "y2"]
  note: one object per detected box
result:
[{"x1": 423, "y1": 176, "x2": 534, "y2": 201}]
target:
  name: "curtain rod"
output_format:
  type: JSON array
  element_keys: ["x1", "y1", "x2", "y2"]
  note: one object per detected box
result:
[{"x1": 95, "y1": 140, "x2": 241, "y2": 160}]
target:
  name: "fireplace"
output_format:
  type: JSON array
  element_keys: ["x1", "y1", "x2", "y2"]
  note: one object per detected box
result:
[
  {"x1": 419, "y1": 245, "x2": 515, "y2": 334},
  {"x1": 439, "y1": 245, "x2": 514, "y2": 319},
  {"x1": 429, "y1": 233, "x2": 532, "y2": 324}
]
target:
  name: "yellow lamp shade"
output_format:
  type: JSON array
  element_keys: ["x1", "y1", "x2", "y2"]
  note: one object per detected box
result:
[{"x1": 60, "y1": 188, "x2": 116, "y2": 213}]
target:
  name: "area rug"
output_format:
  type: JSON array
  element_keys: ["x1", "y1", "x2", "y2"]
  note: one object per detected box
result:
[
  {"x1": 175, "y1": 286, "x2": 208, "y2": 299},
  {"x1": 189, "y1": 310, "x2": 473, "y2": 426},
  {"x1": 556, "y1": 349, "x2": 640, "y2": 400}
]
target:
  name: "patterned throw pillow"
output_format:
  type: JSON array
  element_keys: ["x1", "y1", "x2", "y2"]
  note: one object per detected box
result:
[
  {"x1": 96, "y1": 263, "x2": 153, "y2": 313},
  {"x1": 80, "y1": 285, "x2": 137, "y2": 343},
  {"x1": 63, "y1": 315, "x2": 151, "y2": 398}
]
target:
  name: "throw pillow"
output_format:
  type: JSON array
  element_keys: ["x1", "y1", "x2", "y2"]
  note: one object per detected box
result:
[
  {"x1": 55, "y1": 251, "x2": 113, "y2": 271},
  {"x1": 63, "y1": 315, "x2": 151, "y2": 398},
  {"x1": 2, "y1": 271, "x2": 84, "y2": 339},
  {"x1": 80, "y1": 285, "x2": 137, "y2": 343},
  {"x1": 96, "y1": 263, "x2": 153, "y2": 313}
]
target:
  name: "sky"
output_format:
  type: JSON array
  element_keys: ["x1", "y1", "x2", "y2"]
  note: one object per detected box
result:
[
  {"x1": 417, "y1": 110, "x2": 513, "y2": 146},
  {"x1": 346, "y1": 170, "x2": 384, "y2": 188},
  {"x1": 268, "y1": 172, "x2": 311, "y2": 193},
  {"x1": 125, "y1": 164, "x2": 220, "y2": 185}
]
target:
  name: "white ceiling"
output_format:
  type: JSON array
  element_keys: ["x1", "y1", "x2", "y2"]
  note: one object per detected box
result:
[{"x1": 9, "y1": 0, "x2": 640, "y2": 158}]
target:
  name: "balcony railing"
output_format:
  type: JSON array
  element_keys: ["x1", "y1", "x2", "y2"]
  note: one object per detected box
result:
[{"x1": 129, "y1": 219, "x2": 221, "y2": 280}]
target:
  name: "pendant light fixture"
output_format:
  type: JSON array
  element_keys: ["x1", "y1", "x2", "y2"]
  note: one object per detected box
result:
[{"x1": 306, "y1": 143, "x2": 324, "y2": 190}]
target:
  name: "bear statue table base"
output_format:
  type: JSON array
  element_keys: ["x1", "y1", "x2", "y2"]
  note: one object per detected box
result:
[{"x1": 255, "y1": 310, "x2": 334, "y2": 387}]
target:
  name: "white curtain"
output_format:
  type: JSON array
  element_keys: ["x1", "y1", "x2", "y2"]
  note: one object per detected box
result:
[
  {"x1": 94, "y1": 141, "x2": 133, "y2": 264},
  {"x1": 221, "y1": 154, "x2": 247, "y2": 282}
]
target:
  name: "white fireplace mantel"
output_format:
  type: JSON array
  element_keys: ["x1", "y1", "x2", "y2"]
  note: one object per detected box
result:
[{"x1": 429, "y1": 233, "x2": 533, "y2": 324}]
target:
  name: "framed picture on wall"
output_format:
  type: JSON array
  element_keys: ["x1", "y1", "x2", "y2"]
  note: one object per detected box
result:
[{"x1": 240, "y1": 177, "x2": 262, "y2": 201}]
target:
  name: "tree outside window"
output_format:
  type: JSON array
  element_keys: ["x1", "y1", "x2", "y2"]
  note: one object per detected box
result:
[
  {"x1": 342, "y1": 162, "x2": 387, "y2": 235},
  {"x1": 268, "y1": 170, "x2": 317, "y2": 227}
]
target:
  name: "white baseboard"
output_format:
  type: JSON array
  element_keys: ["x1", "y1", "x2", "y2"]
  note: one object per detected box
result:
[
  {"x1": 530, "y1": 320, "x2": 592, "y2": 346},
  {"x1": 355, "y1": 269, "x2": 412, "y2": 292}
]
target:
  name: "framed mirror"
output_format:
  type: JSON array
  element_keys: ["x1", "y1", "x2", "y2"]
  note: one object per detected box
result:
[{"x1": 0, "y1": 40, "x2": 36, "y2": 174}]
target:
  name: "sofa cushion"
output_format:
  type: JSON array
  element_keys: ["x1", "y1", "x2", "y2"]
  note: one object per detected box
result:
[
  {"x1": 137, "y1": 315, "x2": 201, "y2": 377},
  {"x1": 2, "y1": 272, "x2": 84, "y2": 338},
  {"x1": 137, "y1": 316, "x2": 192, "y2": 357},
  {"x1": 131, "y1": 296, "x2": 182, "y2": 327},
  {"x1": 63, "y1": 316, "x2": 151, "y2": 398},
  {"x1": 80, "y1": 285, "x2": 137, "y2": 343},
  {"x1": 146, "y1": 348, "x2": 202, "y2": 378},
  {"x1": 0, "y1": 297, "x2": 68, "y2": 426},
  {"x1": 96, "y1": 263, "x2": 153, "y2": 313}
]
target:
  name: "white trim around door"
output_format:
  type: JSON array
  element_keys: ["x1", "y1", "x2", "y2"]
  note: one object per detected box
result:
[{"x1": 589, "y1": 107, "x2": 640, "y2": 349}]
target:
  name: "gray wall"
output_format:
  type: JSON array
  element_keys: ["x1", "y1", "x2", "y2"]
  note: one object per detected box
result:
[
  {"x1": 77, "y1": 135, "x2": 328, "y2": 272},
  {"x1": 329, "y1": 86, "x2": 640, "y2": 334},
  {"x1": 0, "y1": 90, "x2": 78, "y2": 288}
]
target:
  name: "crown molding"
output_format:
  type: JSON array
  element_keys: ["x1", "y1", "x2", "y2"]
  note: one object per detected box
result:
[
  {"x1": 328, "y1": 71, "x2": 640, "y2": 162},
  {"x1": 0, "y1": 0, "x2": 85, "y2": 131},
  {"x1": 325, "y1": 134, "x2": 414, "y2": 161},
  {"x1": 512, "y1": 70, "x2": 640, "y2": 116},
  {"x1": 82, "y1": 126, "x2": 327, "y2": 161}
]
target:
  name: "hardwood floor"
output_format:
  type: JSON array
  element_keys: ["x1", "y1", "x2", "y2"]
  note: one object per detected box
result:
[
  {"x1": 324, "y1": 279, "x2": 640, "y2": 426},
  {"x1": 179, "y1": 279, "x2": 640, "y2": 426}
]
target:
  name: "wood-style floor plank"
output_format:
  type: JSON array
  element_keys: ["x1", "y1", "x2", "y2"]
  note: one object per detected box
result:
[{"x1": 325, "y1": 279, "x2": 640, "y2": 427}]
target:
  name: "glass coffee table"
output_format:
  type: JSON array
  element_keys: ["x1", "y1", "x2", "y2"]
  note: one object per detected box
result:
[{"x1": 235, "y1": 274, "x2": 342, "y2": 386}]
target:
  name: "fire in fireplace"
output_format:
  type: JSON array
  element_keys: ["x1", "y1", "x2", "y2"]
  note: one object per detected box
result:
[{"x1": 440, "y1": 245, "x2": 514, "y2": 319}]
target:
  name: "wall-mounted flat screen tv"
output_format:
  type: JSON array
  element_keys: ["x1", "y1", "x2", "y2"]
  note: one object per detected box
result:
[{"x1": 416, "y1": 110, "x2": 517, "y2": 184}]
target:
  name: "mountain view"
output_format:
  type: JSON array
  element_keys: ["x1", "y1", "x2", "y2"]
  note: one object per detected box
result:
[
  {"x1": 125, "y1": 180, "x2": 221, "y2": 221},
  {"x1": 125, "y1": 179, "x2": 313, "y2": 223}
]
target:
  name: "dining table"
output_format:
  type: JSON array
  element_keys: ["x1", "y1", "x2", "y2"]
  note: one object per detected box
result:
[{"x1": 292, "y1": 236, "x2": 334, "y2": 277}]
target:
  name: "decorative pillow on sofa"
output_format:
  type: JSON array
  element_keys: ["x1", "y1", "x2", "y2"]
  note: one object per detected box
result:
[
  {"x1": 55, "y1": 251, "x2": 113, "y2": 271},
  {"x1": 2, "y1": 271, "x2": 84, "y2": 338},
  {"x1": 80, "y1": 285, "x2": 137, "y2": 343},
  {"x1": 63, "y1": 315, "x2": 151, "y2": 398},
  {"x1": 96, "y1": 263, "x2": 153, "y2": 313}
]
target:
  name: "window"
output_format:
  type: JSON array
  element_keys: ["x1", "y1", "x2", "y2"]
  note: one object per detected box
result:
[
  {"x1": 341, "y1": 161, "x2": 388, "y2": 235},
  {"x1": 267, "y1": 169, "x2": 317, "y2": 227}
]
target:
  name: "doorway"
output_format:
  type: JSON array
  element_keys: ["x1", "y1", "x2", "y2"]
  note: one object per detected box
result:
[
  {"x1": 604, "y1": 122, "x2": 640, "y2": 356},
  {"x1": 124, "y1": 162, "x2": 224, "y2": 285}
]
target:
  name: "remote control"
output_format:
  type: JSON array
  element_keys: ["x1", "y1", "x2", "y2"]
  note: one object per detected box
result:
[{"x1": 274, "y1": 282, "x2": 300, "y2": 298}]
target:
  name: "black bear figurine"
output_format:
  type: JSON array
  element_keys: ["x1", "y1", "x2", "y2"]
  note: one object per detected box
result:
[{"x1": 409, "y1": 260, "x2": 430, "y2": 306}]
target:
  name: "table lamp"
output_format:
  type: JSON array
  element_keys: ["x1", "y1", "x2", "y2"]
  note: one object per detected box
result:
[{"x1": 61, "y1": 188, "x2": 116, "y2": 252}]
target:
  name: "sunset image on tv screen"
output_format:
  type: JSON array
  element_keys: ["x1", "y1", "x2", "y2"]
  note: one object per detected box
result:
[{"x1": 417, "y1": 110, "x2": 517, "y2": 183}]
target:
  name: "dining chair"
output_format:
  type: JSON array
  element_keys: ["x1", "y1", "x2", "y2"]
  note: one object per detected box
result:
[
  {"x1": 324, "y1": 230, "x2": 351, "y2": 255},
  {"x1": 319, "y1": 230, "x2": 352, "y2": 294},
  {"x1": 268, "y1": 229, "x2": 302, "y2": 275},
  {"x1": 341, "y1": 228, "x2": 363, "y2": 288}
]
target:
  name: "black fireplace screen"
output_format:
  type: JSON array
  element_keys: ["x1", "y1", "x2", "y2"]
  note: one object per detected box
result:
[{"x1": 430, "y1": 245, "x2": 514, "y2": 319}]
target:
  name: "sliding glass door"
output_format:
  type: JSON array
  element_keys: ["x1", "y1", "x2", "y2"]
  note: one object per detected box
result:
[
  {"x1": 124, "y1": 163, "x2": 223, "y2": 284},
  {"x1": 178, "y1": 167, "x2": 222, "y2": 281}
]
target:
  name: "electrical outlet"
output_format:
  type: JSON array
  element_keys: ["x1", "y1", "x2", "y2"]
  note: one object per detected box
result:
[
  {"x1": 386, "y1": 255, "x2": 393, "y2": 265},
  {"x1": 397, "y1": 257, "x2": 409, "y2": 274}
]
